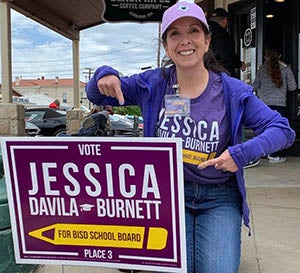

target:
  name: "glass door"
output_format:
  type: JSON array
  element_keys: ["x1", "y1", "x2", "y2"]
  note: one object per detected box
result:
[
  {"x1": 228, "y1": 0, "x2": 257, "y2": 84},
  {"x1": 240, "y1": 7, "x2": 256, "y2": 85}
]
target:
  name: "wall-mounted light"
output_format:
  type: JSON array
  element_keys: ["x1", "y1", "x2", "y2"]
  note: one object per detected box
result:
[
  {"x1": 266, "y1": 13, "x2": 274, "y2": 18},
  {"x1": 274, "y1": 0, "x2": 285, "y2": 2},
  {"x1": 265, "y1": 0, "x2": 275, "y2": 18}
]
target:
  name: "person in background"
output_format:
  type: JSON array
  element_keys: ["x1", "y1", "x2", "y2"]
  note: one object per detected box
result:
[
  {"x1": 253, "y1": 48, "x2": 297, "y2": 163},
  {"x1": 103, "y1": 105, "x2": 114, "y2": 115},
  {"x1": 85, "y1": 1, "x2": 295, "y2": 272},
  {"x1": 208, "y1": 7, "x2": 260, "y2": 169},
  {"x1": 208, "y1": 7, "x2": 246, "y2": 79},
  {"x1": 77, "y1": 105, "x2": 111, "y2": 137},
  {"x1": 49, "y1": 99, "x2": 60, "y2": 109}
]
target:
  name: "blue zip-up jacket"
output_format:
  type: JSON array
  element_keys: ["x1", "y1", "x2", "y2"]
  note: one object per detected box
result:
[{"x1": 86, "y1": 65, "x2": 296, "y2": 228}]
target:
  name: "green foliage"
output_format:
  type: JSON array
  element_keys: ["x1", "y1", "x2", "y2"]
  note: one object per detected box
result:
[{"x1": 113, "y1": 106, "x2": 142, "y2": 116}]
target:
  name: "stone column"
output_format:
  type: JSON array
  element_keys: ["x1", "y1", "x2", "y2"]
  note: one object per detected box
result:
[
  {"x1": 66, "y1": 109, "x2": 86, "y2": 135},
  {"x1": 0, "y1": 103, "x2": 25, "y2": 136}
]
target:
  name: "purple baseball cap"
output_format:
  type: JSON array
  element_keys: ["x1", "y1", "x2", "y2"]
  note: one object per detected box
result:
[{"x1": 161, "y1": 0, "x2": 209, "y2": 37}]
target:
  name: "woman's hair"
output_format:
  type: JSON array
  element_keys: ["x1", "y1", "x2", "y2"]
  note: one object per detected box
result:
[
  {"x1": 160, "y1": 22, "x2": 228, "y2": 76},
  {"x1": 265, "y1": 48, "x2": 283, "y2": 88}
]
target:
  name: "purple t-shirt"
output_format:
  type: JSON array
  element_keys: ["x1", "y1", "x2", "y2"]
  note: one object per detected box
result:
[{"x1": 156, "y1": 71, "x2": 234, "y2": 184}]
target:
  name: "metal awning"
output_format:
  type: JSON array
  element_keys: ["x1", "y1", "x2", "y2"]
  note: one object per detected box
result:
[
  {"x1": 7, "y1": 0, "x2": 177, "y2": 40},
  {"x1": 8, "y1": 0, "x2": 106, "y2": 40}
]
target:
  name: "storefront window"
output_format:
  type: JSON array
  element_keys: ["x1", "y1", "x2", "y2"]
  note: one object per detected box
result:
[{"x1": 241, "y1": 45, "x2": 256, "y2": 85}]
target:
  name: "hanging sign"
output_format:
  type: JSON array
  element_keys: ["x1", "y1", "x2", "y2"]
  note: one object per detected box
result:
[
  {"x1": 1, "y1": 137, "x2": 186, "y2": 272},
  {"x1": 102, "y1": 0, "x2": 176, "y2": 22},
  {"x1": 250, "y1": 7, "x2": 256, "y2": 30}
]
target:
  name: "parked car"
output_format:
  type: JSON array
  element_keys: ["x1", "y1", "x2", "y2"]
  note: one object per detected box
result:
[
  {"x1": 109, "y1": 114, "x2": 139, "y2": 137},
  {"x1": 25, "y1": 107, "x2": 67, "y2": 136},
  {"x1": 25, "y1": 107, "x2": 139, "y2": 137},
  {"x1": 25, "y1": 121, "x2": 40, "y2": 136},
  {"x1": 125, "y1": 115, "x2": 144, "y2": 131}
]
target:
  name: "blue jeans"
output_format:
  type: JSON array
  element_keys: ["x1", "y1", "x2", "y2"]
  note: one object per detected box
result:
[{"x1": 184, "y1": 179, "x2": 242, "y2": 273}]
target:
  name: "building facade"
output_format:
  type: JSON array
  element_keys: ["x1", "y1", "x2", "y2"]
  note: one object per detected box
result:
[{"x1": 10, "y1": 76, "x2": 88, "y2": 109}]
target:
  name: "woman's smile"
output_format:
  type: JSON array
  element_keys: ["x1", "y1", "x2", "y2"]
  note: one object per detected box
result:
[{"x1": 178, "y1": 49, "x2": 195, "y2": 56}]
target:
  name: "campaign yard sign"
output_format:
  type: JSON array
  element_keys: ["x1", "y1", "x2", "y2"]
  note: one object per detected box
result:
[{"x1": 1, "y1": 137, "x2": 186, "y2": 272}]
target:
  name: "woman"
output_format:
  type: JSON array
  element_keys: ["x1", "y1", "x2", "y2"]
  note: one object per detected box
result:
[
  {"x1": 85, "y1": 1, "x2": 295, "y2": 272},
  {"x1": 253, "y1": 48, "x2": 297, "y2": 163}
]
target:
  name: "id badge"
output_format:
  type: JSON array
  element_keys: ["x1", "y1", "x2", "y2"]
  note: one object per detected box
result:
[{"x1": 165, "y1": 94, "x2": 190, "y2": 116}]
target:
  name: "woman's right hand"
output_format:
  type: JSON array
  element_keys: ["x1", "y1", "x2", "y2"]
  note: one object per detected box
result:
[{"x1": 97, "y1": 75, "x2": 124, "y2": 105}]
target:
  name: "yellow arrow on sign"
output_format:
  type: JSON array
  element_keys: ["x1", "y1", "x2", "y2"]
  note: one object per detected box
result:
[{"x1": 28, "y1": 223, "x2": 167, "y2": 250}]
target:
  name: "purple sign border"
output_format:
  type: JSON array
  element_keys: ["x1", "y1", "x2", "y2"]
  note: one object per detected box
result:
[{"x1": 1, "y1": 137, "x2": 186, "y2": 273}]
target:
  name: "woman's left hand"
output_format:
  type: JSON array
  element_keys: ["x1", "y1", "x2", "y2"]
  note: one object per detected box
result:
[{"x1": 197, "y1": 149, "x2": 238, "y2": 172}]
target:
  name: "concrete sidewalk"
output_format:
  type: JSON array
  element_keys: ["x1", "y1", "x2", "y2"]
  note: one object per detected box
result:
[
  {"x1": 32, "y1": 157, "x2": 300, "y2": 273},
  {"x1": 240, "y1": 156, "x2": 300, "y2": 273}
]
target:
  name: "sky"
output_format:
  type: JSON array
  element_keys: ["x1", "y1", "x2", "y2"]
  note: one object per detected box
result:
[{"x1": 0, "y1": 9, "x2": 164, "y2": 83}]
